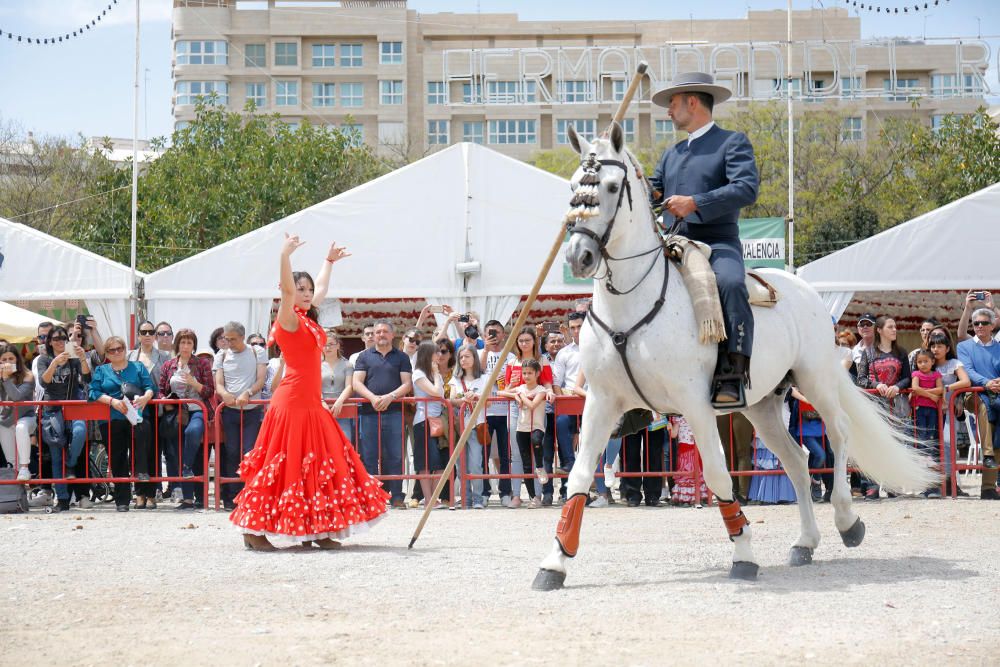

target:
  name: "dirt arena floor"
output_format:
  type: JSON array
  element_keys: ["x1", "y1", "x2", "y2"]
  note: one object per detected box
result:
[{"x1": 3, "y1": 492, "x2": 998, "y2": 666}]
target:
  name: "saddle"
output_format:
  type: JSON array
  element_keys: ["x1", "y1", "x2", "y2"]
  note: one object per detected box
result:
[{"x1": 665, "y1": 237, "x2": 780, "y2": 343}]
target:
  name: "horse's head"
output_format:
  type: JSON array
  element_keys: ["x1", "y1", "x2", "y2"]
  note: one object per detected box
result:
[{"x1": 564, "y1": 122, "x2": 634, "y2": 279}]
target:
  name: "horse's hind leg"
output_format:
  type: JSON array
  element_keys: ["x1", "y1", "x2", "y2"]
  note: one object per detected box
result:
[
  {"x1": 682, "y1": 402, "x2": 758, "y2": 581},
  {"x1": 533, "y1": 393, "x2": 619, "y2": 591},
  {"x1": 793, "y1": 370, "x2": 863, "y2": 545},
  {"x1": 742, "y1": 394, "x2": 821, "y2": 566}
]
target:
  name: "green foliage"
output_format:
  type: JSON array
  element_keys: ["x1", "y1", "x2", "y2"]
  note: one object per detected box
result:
[{"x1": 71, "y1": 100, "x2": 386, "y2": 272}]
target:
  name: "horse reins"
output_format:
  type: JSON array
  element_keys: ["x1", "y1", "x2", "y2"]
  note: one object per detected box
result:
[{"x1": 567, "y1": 154, "x2": 679, "y2": 413}]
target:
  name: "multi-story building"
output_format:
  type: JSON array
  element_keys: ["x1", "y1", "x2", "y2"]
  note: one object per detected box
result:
[{"x1": 171, "y1": 0, "x2": 989, "y2": 159}]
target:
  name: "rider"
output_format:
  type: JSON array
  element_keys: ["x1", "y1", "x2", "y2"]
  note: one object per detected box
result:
[{"x1": 648, "y1": 72, "x2": 760, "y2": 405}]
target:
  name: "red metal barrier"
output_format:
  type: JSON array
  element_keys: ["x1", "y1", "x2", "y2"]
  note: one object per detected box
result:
[{"x1": 0, "y1": 398, "x2": 211, "y2": 506}]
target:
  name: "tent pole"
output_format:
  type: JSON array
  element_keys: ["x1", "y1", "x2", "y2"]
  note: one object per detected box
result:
[
  {"x1": 786, "y1": 0, "x2": 795, "y2": 271},
  {"x1": 129, "y1": 0, "x2": 140, "y2": 345}
]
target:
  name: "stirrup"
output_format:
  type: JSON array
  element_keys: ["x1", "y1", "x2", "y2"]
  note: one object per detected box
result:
[{"x1": 711, "y1": 377, "x2": 747, "y2": 410}]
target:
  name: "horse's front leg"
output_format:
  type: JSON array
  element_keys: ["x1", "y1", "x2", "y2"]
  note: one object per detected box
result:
[
  {"x1": 532, "y1": 392, "x2": 620, "y2": 591},
  {"x1": 683, "y1": 401, "x2": 759, "y2": 581}
]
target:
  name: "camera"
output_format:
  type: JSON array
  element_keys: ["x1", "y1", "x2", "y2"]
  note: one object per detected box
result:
[
  {"x1": 464, "y1": 324, "x2": 480, "y2": 340},
  {"x1": 542, "y1": 321, "x2": 561, "y2": 334},
  {"x1": 975, "y1": 291, "x2": 986, "y2": 301},
  {"x1": 458, "y1": 314, "x2": 470, "y2": 323},
  {"x1": 76, "y1": 314, "x2": 90, "y2": 330}
]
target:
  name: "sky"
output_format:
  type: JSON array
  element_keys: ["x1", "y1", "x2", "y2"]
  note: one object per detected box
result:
[{"x1": 0, "y1": 0, "x2": 996, "y2": 142}]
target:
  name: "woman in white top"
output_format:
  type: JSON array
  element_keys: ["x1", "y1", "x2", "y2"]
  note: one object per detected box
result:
[
  {"x1": 320, "y1": 330, "x2": 355, "y2": 439},
  {"x1": 448, "y1": 344, "x2": 487, "y2": 509},
  {"x1": 411, "y1": 341, "x2": 445, "y2": 508}
]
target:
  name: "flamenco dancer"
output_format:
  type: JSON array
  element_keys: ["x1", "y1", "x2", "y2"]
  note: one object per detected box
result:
[{"x1": 232, "y1": 234, "x2": 389, "y2": 551}]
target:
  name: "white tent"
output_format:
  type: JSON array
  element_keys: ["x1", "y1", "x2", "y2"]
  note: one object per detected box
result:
[
  {"x1": 0, "y1": 217, "x2": 138, "y2": 338},
  {"x1": 145, "y1": 143, "x2": 586, "y2": 344},
  {"x1": 0, "y1": 301, "x2": 63, "y2": 343},
  {"x1": 798, "y1": 182, "x2": 1000, "y2": 320}
]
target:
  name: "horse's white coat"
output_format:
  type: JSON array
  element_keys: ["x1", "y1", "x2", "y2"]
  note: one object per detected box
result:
[{"x1": 539, "y1": 125, "x2": 937, "y2": 581}]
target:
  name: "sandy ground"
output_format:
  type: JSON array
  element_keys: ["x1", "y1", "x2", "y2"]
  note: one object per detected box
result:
[{"x1": 2, "y1": 494, "x2": 998, "y2": 666}]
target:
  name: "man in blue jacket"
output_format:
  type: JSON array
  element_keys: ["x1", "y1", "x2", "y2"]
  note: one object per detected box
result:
[
  {"x1": 956, "y1": 307, "x2": 1000, "y2": 498},
  {"x1": 649, "y1": 72, "x2": 760, "y2": 406}
]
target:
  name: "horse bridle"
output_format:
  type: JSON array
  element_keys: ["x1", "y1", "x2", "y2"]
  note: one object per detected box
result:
[{"x1": 566, "y1": 153, "x2": 675, "y2": 413}]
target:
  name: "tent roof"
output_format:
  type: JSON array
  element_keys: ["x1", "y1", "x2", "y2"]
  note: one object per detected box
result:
[
  {"x1": 0, "y1": 217, "x2": 139, "y2": 300},
  {"x1": 144, "y1": 143, "x2": 583, "y2": 300},
  {"x1": 797, "y1": 182, "x2": 1000, "y2": 292},
  {"x1": 0, "y1": 301, "x2": 63, "y2": 343}
]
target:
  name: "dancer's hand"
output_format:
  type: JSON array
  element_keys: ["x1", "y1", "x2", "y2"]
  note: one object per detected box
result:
[
  {"x1": 326, "y1": 242, "x2": 351, "y2": 263},
  {"x1": 282, "y1": 233, "x2": 305, "y2": 256}
]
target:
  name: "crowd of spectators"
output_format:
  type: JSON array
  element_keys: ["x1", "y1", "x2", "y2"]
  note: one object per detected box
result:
[{"x1": 2, "y1": 288, "x2": 999, "y2": 513}]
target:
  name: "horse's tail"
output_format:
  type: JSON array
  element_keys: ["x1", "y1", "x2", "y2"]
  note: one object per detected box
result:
[{"x1": 836, "y1": 372, "x2": 939, "y2": 492}]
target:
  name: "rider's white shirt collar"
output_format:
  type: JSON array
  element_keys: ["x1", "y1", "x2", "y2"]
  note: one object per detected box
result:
[{"x1": 686, "y1": 121, "x2": 715, "y2": 147}]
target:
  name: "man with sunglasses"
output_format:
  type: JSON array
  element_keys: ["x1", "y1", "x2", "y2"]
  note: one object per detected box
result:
[
  {"x1": 154, "y1": 322, "x2": 175, "y2": 358},
  {"x1": 851, "y1": 312, "x2": 877, "y2": 374},
  {"x1": 31, "y1": 322, "x2": 54, "y2": 400},
  {"x1": 957, "y1": 308, "x2": 1000, "y2": 498}
]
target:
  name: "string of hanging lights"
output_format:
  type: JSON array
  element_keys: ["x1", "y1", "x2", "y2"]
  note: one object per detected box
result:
[{"x1": 0, "y1": 0, "x2": 119, "y2": 45}]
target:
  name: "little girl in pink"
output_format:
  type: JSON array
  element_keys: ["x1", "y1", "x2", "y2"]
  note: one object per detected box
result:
[{"x1": 668, "y1": 415, "x2": 708, "y2": 506}]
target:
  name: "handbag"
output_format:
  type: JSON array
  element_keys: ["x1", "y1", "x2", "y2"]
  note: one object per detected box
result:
[
  {"x1": 612, "y1": 408, "x2": 654, "y2": 438},
  {"x1": 427, "y1": 415, "x2": 445, "y2": 438}
]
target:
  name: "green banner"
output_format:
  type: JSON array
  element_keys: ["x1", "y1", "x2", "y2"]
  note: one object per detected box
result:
[
  {"x1": 561, "y1": 216, "x2": 787, "y2": 284},
  {"x1": 740, "y1": 217, "x2": 786, "y2": 269}
]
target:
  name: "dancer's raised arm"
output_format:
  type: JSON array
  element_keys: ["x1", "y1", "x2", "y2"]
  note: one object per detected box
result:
[
  {"x1": 313, "y1": 242, "x2": 351, "y2": 307},
  {"x1": 277, "y1": 233, "x2": 307, "y2": 331}
]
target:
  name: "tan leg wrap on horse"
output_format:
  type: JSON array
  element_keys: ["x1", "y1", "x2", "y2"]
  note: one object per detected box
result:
[
  {"x1": 555, "y1": 493, "x2": 588, "y2": 558},
  {"x1": 718, "y1": 499, "x2": 749, "y2": 541}
]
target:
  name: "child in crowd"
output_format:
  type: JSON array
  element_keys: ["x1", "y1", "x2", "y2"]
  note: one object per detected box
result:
[
  {"x1": 499, "y1": 358, "x2": 547, "y2": 508},
  {"x1": 910, "y1": 349, "x2": 943, "y2": 495},
  {"x1": 667, "y1": 414, "x2": 708, "y2": 506}
]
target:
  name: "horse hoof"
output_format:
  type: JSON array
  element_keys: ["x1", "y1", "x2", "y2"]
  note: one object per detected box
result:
[
  {"x1": 729, "y1": 561, "x2": 759, "y2": 581},
  {"x1": 531, "y1": 568, "x2": 566, "y2": 591},
  {"x1": 788, "y1": 546, "x2": 814, "y2": 566},
  {"x1": 839, "y1": 517, "x2": 866, "y2": 548}
]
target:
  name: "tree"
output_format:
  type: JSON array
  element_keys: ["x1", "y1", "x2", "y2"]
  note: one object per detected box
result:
[{"x1": 71, "y1": 100, "x2": 387, "y2": 272}]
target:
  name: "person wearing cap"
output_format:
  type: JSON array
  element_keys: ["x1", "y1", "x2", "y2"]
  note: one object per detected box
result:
[
  {"x1": 851, "y1": 312, "x2": 877, "y2": 371},
  {"x1": 649, "y1": 72, "x2": 759, "y2": 405}
]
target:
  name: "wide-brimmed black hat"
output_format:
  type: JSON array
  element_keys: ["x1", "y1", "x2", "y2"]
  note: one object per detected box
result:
[{"x1": 651, "y1": 71, "x2": 732, "y2": 108}]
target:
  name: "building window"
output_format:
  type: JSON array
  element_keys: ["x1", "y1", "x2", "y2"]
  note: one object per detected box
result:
[
  {"x1": 312, "y1": 44, "x2": 336, "y2": 68},
  {"x1": 556, "y1": 119, "x2": 596, "y2": 145},
  {"x1": 340, "y1": 43, "x2": 362, "y2": 68},
  {"x1": 284, "y1": 122, "x2": 300, "y2": 131},
  {"x1": 379, "y1": 41, "x2": 403, "y2": 64},
  {"x1": 841, "y1": 76, "x2": 862, "y2": 98},
  {"x1": 427, "y1": 120, "x2": 449, "y2": 145},
  {"x1": 176, "y1": 40, "x2": 228, "y2": 66},
  {"x1": 463, "y1": 121, "x2": 484, "y2": 144},
  {"x1": 488, "y1": 119, "x2": 536, "y2": 145},
  {"x1": 559, "y1": 80, "x2": 593, "y2": 103},
  {"x1": 276, "y1": 80, "x2": 299, "y2": 106},
  {"x1": 175, "y1": 80, "x2": 228, "y2": 105},
  {"x1": 275, "y1": 42, "x2": 298, "y2": 67},
  {"x1": 654, "y1": 119, "x2": 675, "y2": 143},
  {"x1": 427, "y1": 81, "x2": 446, "y2": 105},
  {"x1": 487, "y1": 80, "x2": 537, "y2": 104},
  {"x1": 244, "y1": 43, "x2": 265, "y2": 68},
  {"x1": 462, "y1": 82, "x2": 483, "y2": 104},
  {"x1": 841, "y1": 117, "x2": 863, "y2": 142},
  {"x1": 174, "y1": 121, "x2": 190, "y2": 132},
  {"x1": 770, "y1": 78, "x2": 802, "y2": 98},
  {"x1": 341, "y1": 123, "x2": 364, "y2": 146},
  {"x1": 619, "y1": 118, "x2": 635, "y2": 144},
  {"x1": 246, "y1": 82, "x2": 266, "y2": 109},
  {"x1": 380, "y1": 80, "x2": 403, "y2": 105},
  {"x1": 883, "y1": 78, "x2": 920, "y2": 101},
  {"x1": 931, "y1": 74, "x2": 982, "y2": 97},
  {"x1": 609, "y1": 79, "x2": 628, "y2": 102},
  {"x1": 931, "y1": 115, "x2": 946, "y2": 132},
  {"x1": 806, "y1": 79, "x2": 827, "y2": 102},
  {"x1": 378, "y1": 122, "x2": 406, "y2": 145},
  {"x1": 312, "y1": 83, "x2": 336, "y2": 107},
  {"x1": 340, "y1": 83, "x2": 363, "y2": 107}
]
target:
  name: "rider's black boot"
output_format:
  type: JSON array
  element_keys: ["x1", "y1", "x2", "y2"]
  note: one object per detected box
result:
[{"x1": 712, "y1": 353, "x2": 750, "y2": 407}]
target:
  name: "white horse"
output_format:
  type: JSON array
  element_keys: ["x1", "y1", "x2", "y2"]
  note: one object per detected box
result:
[{"x1": 532, "y1": 123, "x2": 936, "y2": 590}]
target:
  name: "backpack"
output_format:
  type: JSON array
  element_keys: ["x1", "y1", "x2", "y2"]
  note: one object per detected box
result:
[{"x1": 0, "y1": 468, "x2": 29, "y2": 513}]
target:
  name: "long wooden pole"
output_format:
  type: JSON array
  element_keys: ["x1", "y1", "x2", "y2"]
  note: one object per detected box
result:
[{"x1": 408, "y1": 61, "x2": 649, "y2": 549}]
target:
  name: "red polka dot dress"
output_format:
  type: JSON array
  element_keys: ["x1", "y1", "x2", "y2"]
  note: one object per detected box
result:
[{"x1": 231, "y1": 309, "x2": 389, "y2": 541}]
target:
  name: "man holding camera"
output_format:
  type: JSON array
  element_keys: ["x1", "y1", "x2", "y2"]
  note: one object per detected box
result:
[
  {"x1": 479, "y1": 320, "x2": 515, "y2": 506},
  {"x1": 956, "y1": 294, "x2": 1000, "y2": 500},
  {"x1": 440, "y1": 310, "x2": 484, "y2": 353}
]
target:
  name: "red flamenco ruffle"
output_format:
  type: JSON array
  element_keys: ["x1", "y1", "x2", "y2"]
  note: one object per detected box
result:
[{"x1": 231, "y1": 418, "x2": 389, "y2": 539}]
